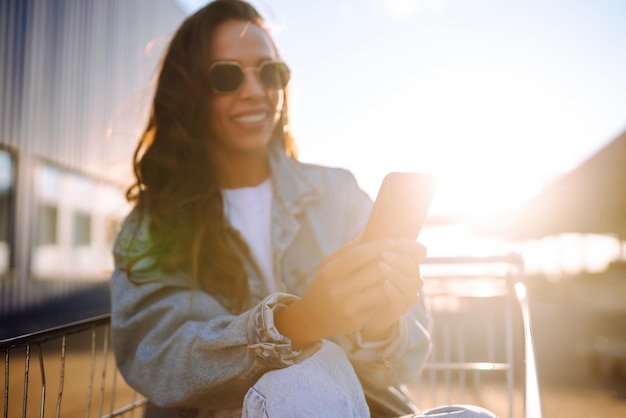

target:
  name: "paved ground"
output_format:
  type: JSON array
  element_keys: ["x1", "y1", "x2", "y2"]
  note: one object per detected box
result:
[{"x1": 538, "y1": 380, "x2": 626, "y2": 418}]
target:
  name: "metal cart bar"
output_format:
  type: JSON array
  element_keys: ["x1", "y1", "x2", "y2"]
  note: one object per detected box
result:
[{"x1": 1, "y1": 314, "x2": 146, "y2": 418}]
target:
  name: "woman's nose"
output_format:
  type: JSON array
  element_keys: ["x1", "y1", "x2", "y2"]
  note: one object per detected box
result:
[{"x1": 239, "y1": 68, "x2": 265, "y2": 97}]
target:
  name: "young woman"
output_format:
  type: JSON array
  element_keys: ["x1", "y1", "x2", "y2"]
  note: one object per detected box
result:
[{"x1": 110, "y1": 1, "x2": 495, "y2": 417}]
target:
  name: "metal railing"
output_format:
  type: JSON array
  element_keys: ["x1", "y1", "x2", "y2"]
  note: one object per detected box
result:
[{"x1": 1, "y1": 314, "x2": 146, "y2": 418}]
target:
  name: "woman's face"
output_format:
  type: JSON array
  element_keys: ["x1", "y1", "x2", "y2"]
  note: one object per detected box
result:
[{"x1": 207, "y1": 20, "x2": 284, "y2": 157}]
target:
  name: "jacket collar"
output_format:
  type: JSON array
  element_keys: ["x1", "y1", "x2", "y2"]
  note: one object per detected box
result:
[{"x1": 268, "y1": 142, "x2": 321, "y2": 214}]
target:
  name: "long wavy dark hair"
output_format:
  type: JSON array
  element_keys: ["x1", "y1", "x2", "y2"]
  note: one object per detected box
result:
[{"x1": 125, "y1": 0, "x2": 297, "y2": 312}]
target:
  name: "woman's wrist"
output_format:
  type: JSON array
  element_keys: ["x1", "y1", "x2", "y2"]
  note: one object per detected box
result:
[{"x1": 274, "y1": 299, "x2": 321, "y2": 350}]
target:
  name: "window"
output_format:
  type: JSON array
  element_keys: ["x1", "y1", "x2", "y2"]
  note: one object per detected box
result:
[
  {"x1": 73, "y1": 211, "x2": 91, "y2": 246},
  {"x1": 37, "y1": 204, "x2": 58, "y2": 246},
  {"x1": 0, "y1": 149, "x2": 14, "y2": 276},
  {"x1": 31, "y1": 164, "x2": 130, "y2": 281}
]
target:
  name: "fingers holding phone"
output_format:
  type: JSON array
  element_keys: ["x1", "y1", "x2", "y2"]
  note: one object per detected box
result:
[
  {"x1": 359, "y1": 240, "x2": 426, "y2": 335},
  {"x1": 380, "y1": 240, "x2": 426, "y2": 298},
  {"x1": 289, "y1": 239, "x2": 406, "y2": 341}
]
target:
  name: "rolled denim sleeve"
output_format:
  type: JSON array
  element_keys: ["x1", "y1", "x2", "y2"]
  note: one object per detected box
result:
[{"x1": 245, "y1": 293, "x2": 304, "y2": 368}]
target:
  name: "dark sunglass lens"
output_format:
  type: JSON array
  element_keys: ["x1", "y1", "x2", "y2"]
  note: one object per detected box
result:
[
  {"x1": 260, "y1": 62, "x2": 290, "y2": 90},
  {"x1": 209, "y1": 63, "x2": 244, "y2": 92}
]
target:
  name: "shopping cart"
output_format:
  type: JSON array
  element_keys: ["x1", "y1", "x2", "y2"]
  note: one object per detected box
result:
[
  {"x1": 2, "y1": 254, "x2": 541, "y2": 418},
  {"x1": 409, "y1": 254, "x2": 542, "y2": 418}
]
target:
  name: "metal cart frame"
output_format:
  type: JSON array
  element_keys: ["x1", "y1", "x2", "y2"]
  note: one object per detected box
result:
[{"x1": 413, "y1": 254, "x2": 542, "y2": 418}]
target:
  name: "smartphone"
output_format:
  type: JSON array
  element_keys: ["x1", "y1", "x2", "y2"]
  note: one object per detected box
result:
[{"x1": 361, "y1": 172, "x2": 438, "y2": 242}]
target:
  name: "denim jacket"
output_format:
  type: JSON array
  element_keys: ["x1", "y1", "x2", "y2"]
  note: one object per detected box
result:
[{"x1": 110, "y1": 144, "x2": 432, "y2": 416}]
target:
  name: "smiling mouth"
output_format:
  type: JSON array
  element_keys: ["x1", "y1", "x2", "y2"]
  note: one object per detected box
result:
[{"x1": 233, "y1": 112, "x2": 267, "y2": 124}]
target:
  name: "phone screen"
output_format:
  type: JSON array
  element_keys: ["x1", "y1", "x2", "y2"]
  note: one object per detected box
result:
[{"x1": 361, "y1": 172, "x2": 437, "y2": 242}]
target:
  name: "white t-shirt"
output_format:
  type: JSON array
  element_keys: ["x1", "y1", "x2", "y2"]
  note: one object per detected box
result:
[{"x1": 222, "y1": 179, "x2": 276, "y2": 294}]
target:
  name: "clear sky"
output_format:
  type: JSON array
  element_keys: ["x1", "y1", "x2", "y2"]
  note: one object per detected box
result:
[{"x1": 177, "y1": 0, "x2": 626, "y2": 219}]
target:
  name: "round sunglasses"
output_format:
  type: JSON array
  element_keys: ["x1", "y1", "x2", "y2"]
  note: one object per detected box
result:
[{"x1": 208, "y1": 60, "x2": 291, "y2": 94}]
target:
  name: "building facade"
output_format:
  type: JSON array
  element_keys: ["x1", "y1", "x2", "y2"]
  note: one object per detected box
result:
[{"x1": 0, "y1": 0, "x2": 186, "y2": 336}]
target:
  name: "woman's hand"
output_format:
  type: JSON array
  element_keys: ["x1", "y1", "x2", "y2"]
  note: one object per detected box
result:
[
  {"x1": 275, "y1": 238, "x2": 427, "y2": 349},
  {"x1": 360, "y1": 240, "x2": 427, "y2": 342}
]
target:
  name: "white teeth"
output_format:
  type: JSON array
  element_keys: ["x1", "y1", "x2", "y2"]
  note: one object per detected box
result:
[{"x1": 234, "y1": 113, "x2": 266, "y2": 124}]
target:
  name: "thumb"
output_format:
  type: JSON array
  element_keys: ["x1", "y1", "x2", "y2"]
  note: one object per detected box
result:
[{"x1": 323, "y1": 233, "x2": 362, "y2": 264}]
